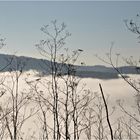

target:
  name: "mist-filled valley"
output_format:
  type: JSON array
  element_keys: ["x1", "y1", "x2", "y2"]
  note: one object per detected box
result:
[
  {"x1": 0, "y1": 1, "x2": 140, "y2": 139},
  {"x1": 0, "y1": 68, "x2": 139, "y2": 139}
]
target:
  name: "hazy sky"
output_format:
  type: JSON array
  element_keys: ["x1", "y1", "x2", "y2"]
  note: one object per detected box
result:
[{"x1": 0, "y1": 1, "x2": 140, "y2": 65}]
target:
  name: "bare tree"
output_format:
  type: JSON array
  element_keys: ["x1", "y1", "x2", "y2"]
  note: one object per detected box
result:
[
  {"x1": 96, "y1": 14, "x2": 140, "y2": 139},
  {"x1": 0, "y1": 56, "x2": 38, "y2": 140},
  {"x1": 32, "y1": 20, "x2": 101, "y2": 140}
]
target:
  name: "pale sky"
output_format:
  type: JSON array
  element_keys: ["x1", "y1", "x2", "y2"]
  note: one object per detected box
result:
[{"x1": 0, "y1": 1, "x2": 140, "y2": 65}]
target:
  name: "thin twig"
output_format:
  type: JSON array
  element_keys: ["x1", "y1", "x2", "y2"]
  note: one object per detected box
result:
[{"x1": 99, "y1": 83, "x2": 113, "y2": 140}]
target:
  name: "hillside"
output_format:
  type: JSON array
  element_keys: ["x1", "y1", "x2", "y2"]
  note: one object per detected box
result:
[{"x1": 0, "y1": 53, "x2": 139, "y2": 79}]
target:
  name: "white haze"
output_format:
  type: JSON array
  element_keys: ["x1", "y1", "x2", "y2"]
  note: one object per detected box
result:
[{"x1": 0, "y1": 71, "x2": 139, "y2": 139}]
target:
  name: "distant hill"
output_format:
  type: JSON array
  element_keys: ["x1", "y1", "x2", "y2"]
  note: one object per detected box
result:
[
  {"x1": 77, "y1": 65, "x2": 140, "y2": 79},
  {"x1": 0, "y1": 53, "x2": 139, "y2": 79},
  {"x1": 0, "y1": 53, "x2": 51, "y2": 72}
]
